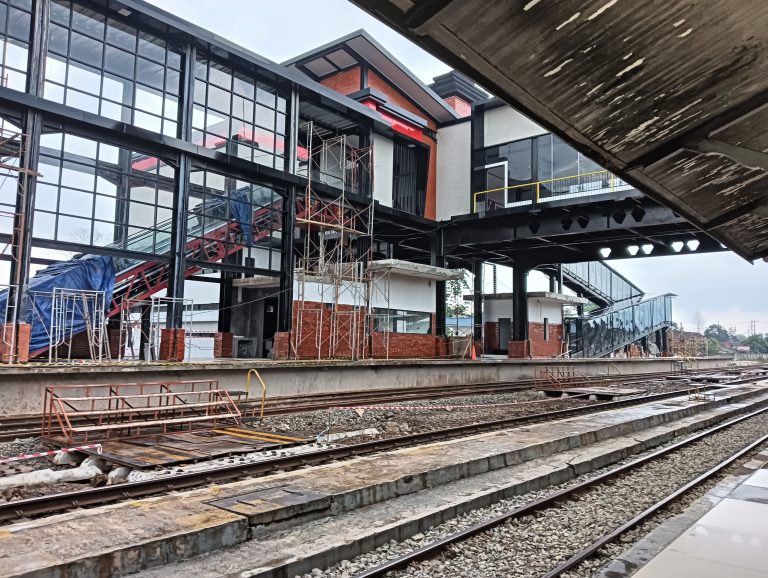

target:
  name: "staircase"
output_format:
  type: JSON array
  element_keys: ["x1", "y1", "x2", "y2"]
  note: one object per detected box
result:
[
  {"x1": 566, "y1": 293, "x2": 674, "y2": 358},
  {"x1": 541, "y1": 261, "x2": 643, "y2": 308}
]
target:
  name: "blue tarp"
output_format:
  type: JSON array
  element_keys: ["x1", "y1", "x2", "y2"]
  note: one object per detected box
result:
[
  {"x1": 229, "y1": 187, "x2": 253, "y2": 246},
  {"x1": 0, "y1": 255, "x2": 115, "y2": 353}
]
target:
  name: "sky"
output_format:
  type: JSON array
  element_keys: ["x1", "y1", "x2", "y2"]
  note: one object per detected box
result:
[{"x1": 145, "y1": 0, "x2": 768, "y2": 335}]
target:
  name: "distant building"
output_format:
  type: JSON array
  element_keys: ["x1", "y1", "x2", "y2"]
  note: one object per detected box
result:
[{"x1": 668, "y1": 330, "x2": 707, "y2": 356}]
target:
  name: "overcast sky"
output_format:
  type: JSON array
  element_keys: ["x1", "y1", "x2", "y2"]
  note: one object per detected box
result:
[{"x1": 149, "y1": 0, "x2": 768, "y2": 335}]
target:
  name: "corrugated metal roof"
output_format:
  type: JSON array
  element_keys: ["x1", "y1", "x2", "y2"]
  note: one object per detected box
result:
[{"x1": 351, "y1": 0, "x2": 768, "y2": 261}]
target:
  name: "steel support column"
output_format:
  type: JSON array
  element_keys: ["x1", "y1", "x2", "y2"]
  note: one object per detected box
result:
[
  {"x1": 139, "y1": 303, "x2": 151, "y2": 360},
  {"x1": 278, "y1": 184, "x2": 296, "y2": 332},
  {"x1": 512, "y1": 265, "x2": 529, "y2": 341},
  {"x1": 217, "y1": 252, "x2": 238, "y2": 333},
  {"x1": 9, "y1": 0, "x2": 49, "y2": 325},
  {"x1": 473, "y1": 261, "x2": 483, "y2": 342},
  {"x1": 431, "y1": 231, "x2": 446, "y2": 337},
  {"x1": 165, "y1": 44, "x2": 195, "y2": 328}
]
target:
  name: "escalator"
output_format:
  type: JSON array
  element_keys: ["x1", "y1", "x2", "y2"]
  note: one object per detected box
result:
[{"x1": 565, "y1": 293, "x2": 674, "y2": 358}]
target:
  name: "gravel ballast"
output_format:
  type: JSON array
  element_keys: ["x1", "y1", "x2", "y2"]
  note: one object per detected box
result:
[{"x1": 298, "y1": 409, "x2": 768, "y2": 578}]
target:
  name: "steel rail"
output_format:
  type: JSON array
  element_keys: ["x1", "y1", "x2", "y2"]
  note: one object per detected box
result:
[
  {"x1": 0, "y1": 367, "x2": 731, "y2": 440},
  {"x1": 352, "y1": 404, "x2": 768, "y2": 578},
  {"x1": 542, "y1": 430, "x2": 768, "y2": 577},
  {"x1": 0, "y1": 383, "x2": 745, "y2": 524}
]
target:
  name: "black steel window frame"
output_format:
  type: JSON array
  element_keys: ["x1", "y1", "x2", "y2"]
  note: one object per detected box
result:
[
  {"x1": 44, "y1": 0, "x2": 183, "y2": 137},
  {"x1": 392, "y1": 134, "x2": 428, "y2": 216},
  {"x1": 192, "y1": 52, "x2": 288, "y2": 171}
]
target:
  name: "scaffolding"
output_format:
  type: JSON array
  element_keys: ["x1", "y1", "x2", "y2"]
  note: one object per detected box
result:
[
  {"x1": 0, "y1": 123, "x2": 38, "y2": 363},
  {"x1": 48, "y1": 287, "x2": 109, "y2": 363},
  {"x1": 115, "y1": 296, "x2": 194, "y2": 361},
  {"x1": 292, "y1": 121, "x2": 389, "y2": 359}
]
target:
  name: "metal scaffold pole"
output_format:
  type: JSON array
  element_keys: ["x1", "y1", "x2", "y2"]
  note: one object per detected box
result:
[{"x1": 292, "y1": 121, "x2": 379, "y2": 360}]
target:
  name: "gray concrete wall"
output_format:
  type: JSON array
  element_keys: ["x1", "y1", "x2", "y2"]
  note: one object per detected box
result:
[{"x1": 0, "y1": 357, "x2": 731, "y2": 415}]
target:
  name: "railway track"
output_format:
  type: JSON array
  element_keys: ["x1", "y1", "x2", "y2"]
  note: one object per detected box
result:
[
  {"x1": 351, "y1": 405, "x2": 768, "y2": 578},
  {"x1": 0, "y1": 380, "x2": 754, "y2": 525},
  {"x1": 0, "y1": 368, "x2": 743, "y2": 442}
]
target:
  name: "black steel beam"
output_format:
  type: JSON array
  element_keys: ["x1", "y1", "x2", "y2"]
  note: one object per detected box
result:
[
  {"x1": 512, "y1": 265, "x2": 528, "y2": 342},
  {"x1": 431, "y1": 231, "x2": 446, "y2": 338},
  {"x1": 278, "y1": 185, "x2": 296, "y2": 333},
  {"x1": 473, "y1": 261, "x2": 482, "y2": 342},
  {"x1": 628, "y1": 91, "x2": 768, "y2": 169},
  {"x1": 165, "y1": 43, "x2": 196, "y2": 329},
  {"x1": 9, "y1": 0, "x2": 49, "y2": 325}
]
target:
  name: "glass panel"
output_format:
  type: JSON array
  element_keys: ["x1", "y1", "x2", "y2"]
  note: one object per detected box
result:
[
  {"x1": 136, "y1": 57, "x2": 164, "y2": 89},
  {"x1": 104, "y1": 45, "x2": 135, "y2": 78},
  {"x1": 48, "y1": 22, "x2": 68, "y2": 54},
  {"x1": 70, "y1": 5, "x2": 104, "y2": 39},
  {"x1": 69, "y1": 30, "x2": 103, "y2": 65},
  {"x1": 7, "y1": 7, "x2": 30, "y2": 41},
  {"x1": 106, "y1": 18, "x2": 135, "y2": 51},
  {"x1": 137, "y1": 32, "x2": 165, "y2": 62}
]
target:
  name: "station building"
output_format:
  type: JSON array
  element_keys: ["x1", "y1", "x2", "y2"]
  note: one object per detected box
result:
[{"x1": 0, "y1": 1, "x2": 685, "y2": 363}]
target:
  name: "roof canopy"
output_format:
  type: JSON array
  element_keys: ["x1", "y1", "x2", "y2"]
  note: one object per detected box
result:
[
  {"x1": 350, "y1": 0, "x2": 768, "y2": 261},
  {"x1": 284, "y1": 30, "x2": 460, "y2": 124}
]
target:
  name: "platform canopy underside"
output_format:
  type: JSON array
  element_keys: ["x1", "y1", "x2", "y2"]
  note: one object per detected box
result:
[{"x1": 351, "y1": 0, "x2": 768, "y2": 261}]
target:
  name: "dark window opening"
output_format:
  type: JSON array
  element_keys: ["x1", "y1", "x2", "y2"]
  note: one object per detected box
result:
[
  {"x1": 543, "y1": 317, "x2": 549, "y2": 341},
  {"x1": 392, "y1": 137, "x2": 428, "y2": 216}
]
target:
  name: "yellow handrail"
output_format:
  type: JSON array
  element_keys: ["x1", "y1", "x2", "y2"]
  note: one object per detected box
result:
[
  {"x1": 245, "y1": 368, "x2": 268, "y2": 419},
  {"x1": 473, "y1": 169, "x2": 612, "y2": 213}
]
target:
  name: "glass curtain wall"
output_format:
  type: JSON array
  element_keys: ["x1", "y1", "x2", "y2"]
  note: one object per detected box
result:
[
  {"x1": 44, "y1": 0, "x2": 182, "y2": 137},
  {"x1": 192, "y1": 54, "x2": 287, "y2": 170},
  {"x1": 188, "y1": 164, "x2": 283, "y2": 272}
]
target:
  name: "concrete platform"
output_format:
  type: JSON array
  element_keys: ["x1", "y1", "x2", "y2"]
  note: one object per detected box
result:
[
  {"x1": 599, "y1": 448, "x2": 768, "y2": 578},
  {"x1": 0, "y1": 357, "x2": 732, "y2": 414},
  {"x1": 0, "y1": 380, "x2": 764, "y2": 578}
]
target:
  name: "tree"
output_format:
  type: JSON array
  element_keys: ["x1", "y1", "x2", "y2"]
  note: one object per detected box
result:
[
  {"x1": 704, "y1": 324, "x2": 730, "y2": 343},
  {"x1": 743, "y1": 334, "x2": 768, "y2": 354},
  {"x1": 692, "y1": 311, "x2": 705, "y2": 334},
  {"x1": 707, "y1": 338, "x2": 720, "y2": 354},
  {"x1": 446, "y1": 271, "x2": 470, "y2": 319}
]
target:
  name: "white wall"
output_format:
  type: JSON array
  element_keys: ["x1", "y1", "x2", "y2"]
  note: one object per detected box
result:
[
  {"x1": 436, "y1": 120, "x2": 471, "y2": 219},
  {"x1": 483, "y1": 106, "x2": 548, "y2": 147},
  {"x1": 483, "y1": 296, "x2": 563, "y2": 324},
  {"x1": 294, "y1": 274, "x2": 434, "y2": 313},
  {"x1": 293, "y1": 279, "x2": 366, "y2": 307},
  {"x1": 373, "y1": 133, "x2": 393, "y2": 207},
  {"x1": 528, "y1": 298, "x2": 564, "y2": 324},
  {"x1": 484, "y1": 298, "x2": 512, "y2": 323},
  {"x1": 381, "y1": 274, "x2": 435, "y2": 312}
]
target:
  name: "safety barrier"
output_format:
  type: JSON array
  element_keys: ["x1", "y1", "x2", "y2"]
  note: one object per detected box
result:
[
  {"x1": 42, "y1": 380, "x2": 242, "y2": 444},
  {"x1": 473, "y1": 170, "x2": 632, "y2": 213}
]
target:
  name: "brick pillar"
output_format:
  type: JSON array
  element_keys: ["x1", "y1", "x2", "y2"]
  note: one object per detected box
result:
[
  {"x1": 213, "y1": 331, "x2": 233, "y2": 358},
  {"x1": 159, "y1": 328, "x2": 186, "y2": 362},
  {"x1": 0, "y1": 323, "x2": 30, "y2": 363},
  {"x1": 507, "y1": 340, "x2": 530, "y2": 358}
]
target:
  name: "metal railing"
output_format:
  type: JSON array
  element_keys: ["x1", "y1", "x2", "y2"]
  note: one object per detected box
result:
[
  {"x1": 473, "y1": 169, "x2": 633, "y2": 213},
  {"x1": 562, "y1": 262, "x2": 644, "y2": 305},
  {"x1": 566, "y1": 294, "x2": 674, "y2": 358}
]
